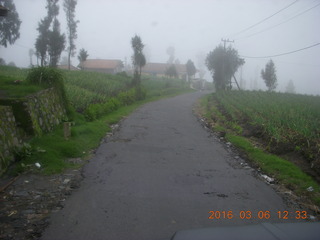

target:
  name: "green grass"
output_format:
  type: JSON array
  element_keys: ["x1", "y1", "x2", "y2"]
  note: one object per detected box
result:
[
  {"x1": 0, "y1": 65, "x2": 28, "y2": 79},
  {"x1": 225, "y1": 133, "x2": 320, "y2": 204},
  {"x1": 0, "y1": 74, "x2": 44, "y2": 98},
  {"x1": 10, "y1": 112, "x2": 109, "y2": 175}
]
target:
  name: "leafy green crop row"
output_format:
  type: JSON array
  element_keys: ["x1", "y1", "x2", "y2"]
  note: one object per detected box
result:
[
  {"x1": 0, "y1": 65, "x2": 189, "y2": 115},
  {"x1": 214, "y1": 91, "x2": 320, "y2": 144}
]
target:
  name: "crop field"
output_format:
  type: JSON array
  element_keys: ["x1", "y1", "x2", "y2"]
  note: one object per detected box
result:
[
  {"x1": 0, "y1": 66, "x2": 189, "y2": 112},
  {"x1": 63, "y1": 70, "x2": 131, "y2": 111},
  {"x1": 207, "y1": 90, "x2": 320, "y2": 176},
  {"x1": 212, "y1": 91, "x2": 320, "y2": 144}
]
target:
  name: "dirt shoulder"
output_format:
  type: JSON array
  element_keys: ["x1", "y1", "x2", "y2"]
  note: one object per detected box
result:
[{"x1": 0, "y1": 162, "x2": 84, "y2": 240}]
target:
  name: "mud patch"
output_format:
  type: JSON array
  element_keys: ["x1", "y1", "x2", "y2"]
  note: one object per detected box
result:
[{"x1": 0, "y1": 168, "x2": 83, "y2": 240}]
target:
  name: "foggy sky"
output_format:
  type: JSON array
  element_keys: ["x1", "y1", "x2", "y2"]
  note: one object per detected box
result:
[{"x1": 1, "y1": 0, "x2": 319, "y2": 95}]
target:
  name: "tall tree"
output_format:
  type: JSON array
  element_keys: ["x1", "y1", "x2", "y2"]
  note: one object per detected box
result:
[
  {"x1": 165, "y1": 64, "x2": 178, "y2": 78},
  {"x1": 186, "y1": 59, "x2": 196, "y2": 82},
  {"x1": 35, "y1": 16, "x2": 51, "y2": 66},
  {"x1": 77, "y1": 48, "x2": 88, "y2": 67},
  {"x1": 0, "y1": 0, "x2": 21, "y2": 47},
  {"x1": 0, "y1": 58, "x2": 5, "y2": 65},
  {"x1": 261, "y1": 59, "x2": 277, "y2": 91},
  {"x1": 206, "y1": 45, "x2": 244, "y2": 91},
  {"x1": 63, "y1": 0, "x2": 78, "y2": 70},
  {"x1": 286, "y1": 79, "x2": 295, "y2": 94},
  {"x1": 48, "y1": 17, "x2": 65, "y2": 67},
  {"x1": 131, "y1": 35, "x2": 146, "y2": 86},
  {"x1": 35, "y1": 0, "x2": 65, "y2": 67}
]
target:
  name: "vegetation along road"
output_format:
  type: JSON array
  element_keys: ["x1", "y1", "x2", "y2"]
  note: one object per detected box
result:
[{"x1": 41, "y1": 91, "x2": 305, "y2": 240}]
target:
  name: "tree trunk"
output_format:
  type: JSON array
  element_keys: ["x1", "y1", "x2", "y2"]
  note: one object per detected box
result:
[{"x1": 68, "y1": 51, "x2": 71, "y2": 70}]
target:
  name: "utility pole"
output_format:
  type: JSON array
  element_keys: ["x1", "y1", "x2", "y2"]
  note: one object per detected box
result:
[
  {"x1": 221, "y1": 38, "x2": 234, "y2": 50},
  {"x1": 221, "y1": 38, "x2": 241, "y2": 90}
]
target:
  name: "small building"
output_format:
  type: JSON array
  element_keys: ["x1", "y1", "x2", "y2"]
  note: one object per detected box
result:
[
  {"x1": 142, "y1": 63, "x2": 187, "y2": 80},
  {"x1": 79, "y1": 59, "x2": 123, "y2": 74}
]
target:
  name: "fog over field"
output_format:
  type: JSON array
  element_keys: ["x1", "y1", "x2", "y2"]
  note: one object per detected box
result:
[{"x1": 1, "y1": 0, "x2": 319, "y2": 95}]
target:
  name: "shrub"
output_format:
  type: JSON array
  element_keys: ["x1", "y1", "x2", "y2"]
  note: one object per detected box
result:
[
  {"x1": 26, "y1": 67, "x2": 64, "y2": 88},
  {"x1": 84, "y1": 97, "x2": 122, "y2": 121},
  {"x1": 13, "y1": 143, "x2": 32, "y2": 162},
  {"x1": 26, "y1": 67, "x2": 70, "y2": 114},
  {"x1": 104, "y1": 98, "x2": 121, "y2": 113},
  {"x1": 118, "y1": 89, "x2": 136, "y2": 105},
  {"x1": 84, "y1": 87, "x2": 146, "y2": 121}
]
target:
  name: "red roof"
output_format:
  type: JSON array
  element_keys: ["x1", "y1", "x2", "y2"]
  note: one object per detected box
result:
[
  {"x1": 142, "y1": 63, "x2": 186, "y2": 74},
  {"x1": 79, "y1": 59, "x2": 123, "y2": 70}
]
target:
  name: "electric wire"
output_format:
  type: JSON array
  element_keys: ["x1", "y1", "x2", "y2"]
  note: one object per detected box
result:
[
  {"x1": 236, "y1": 2, "x2": 320, "y2": 41},
  {"x1": 229, "y1": 0, "x2": 299, "y2": 38},
  {"x1": 240, "y1": 42, "x2": 320, "y2": 58}
]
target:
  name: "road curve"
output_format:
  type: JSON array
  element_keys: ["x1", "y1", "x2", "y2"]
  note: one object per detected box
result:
[{"x1": 41, "y1": 91, "x2": 299, "y2": 240}]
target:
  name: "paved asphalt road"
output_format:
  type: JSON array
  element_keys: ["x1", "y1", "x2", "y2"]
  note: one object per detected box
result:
[{"x1": 41, "y1": 91, "x2": 300, "y2": 240}]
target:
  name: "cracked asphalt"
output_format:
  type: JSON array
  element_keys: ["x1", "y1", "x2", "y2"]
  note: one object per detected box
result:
[{"x1": 41, "y1": 91, "x2": 301, "y2": 240}]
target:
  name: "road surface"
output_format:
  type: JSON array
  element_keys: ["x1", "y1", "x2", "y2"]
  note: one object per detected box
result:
[{"x1": 41, "y1": 91, "x2": 299, "y2": 240}]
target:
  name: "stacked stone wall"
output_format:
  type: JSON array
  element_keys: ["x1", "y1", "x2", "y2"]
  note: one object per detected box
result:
[
  {"x1": 0, "y1": 106, "x2": 21, "y2": 172},
  {"x1": 0, "y1": 88, "x2": 67, "y2": 173}
]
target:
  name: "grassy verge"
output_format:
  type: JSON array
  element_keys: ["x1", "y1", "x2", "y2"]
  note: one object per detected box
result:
[
  {"x1": 0, "y1": 75, "x2": 44, "y2": 98},
  {"x1": 9, "y1": 88, "x2": 194, "y2": 176},
  {"x1": 198, "y1": 94, "x2": 320, "y2": 207}
]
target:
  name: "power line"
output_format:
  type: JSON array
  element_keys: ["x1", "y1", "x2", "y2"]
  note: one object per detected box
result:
[
  {"x1": 240, "y1": 42, "x2": 320, "y2": 59},
  {"x1": 229, "y1": 0, "x2": 299, "y2": 37},
  {"x1": 236, "y1": 2, "x2": 320, "y2": 41}
]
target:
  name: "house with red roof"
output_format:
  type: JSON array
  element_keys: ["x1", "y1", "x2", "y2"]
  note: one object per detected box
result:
[{"x1": 79, "y1": 59, "x2": 124, "y2": 74}]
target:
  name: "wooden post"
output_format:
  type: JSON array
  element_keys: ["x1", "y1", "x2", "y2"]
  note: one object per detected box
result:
[{"x1": 63, "y1": 122, "x2": 71, "y2": 140}]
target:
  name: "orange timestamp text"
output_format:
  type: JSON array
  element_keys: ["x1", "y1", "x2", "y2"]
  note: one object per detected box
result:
[{"x1": 208, "y1": 210, "x2": 308, "y2": 220}]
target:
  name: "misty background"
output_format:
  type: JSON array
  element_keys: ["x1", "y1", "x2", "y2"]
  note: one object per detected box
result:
[{"x1": 1, "y1": 0, "x2": 319, "y2": 95}]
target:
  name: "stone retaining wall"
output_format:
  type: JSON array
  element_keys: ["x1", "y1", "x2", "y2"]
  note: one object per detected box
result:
[
  {"x1": 25, "y1": 88, "x2": 67, "y2": 136},
  {"x1": 0, "y1": 105, "x2": 21, "y2": 172},
  {"x1": 0, "y1": 88, "x2": 67, "y2": 173}
]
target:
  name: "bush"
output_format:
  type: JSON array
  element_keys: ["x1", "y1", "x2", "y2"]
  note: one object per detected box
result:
[
  {"x1": 84, "y1": 97, "x2": 122, "y2": 121},
  {"x1": 26, "y1": 67, "x2": 64, "y2": 88},
  {"x1": 118, "y1": 89, "x2": 136, "y2": 105},
  {"x1": 84, "y1": 87, "x2": 146, "y2": 121},
  {"x1": 104, "y1": 98, "x2": 121, "y2": 113},
  {"x1": 13, "y1": 143, "x2": 32, "y2": 162},
  {"x1": 26, "y1": 67, "x2": 70, "y2": 114}
]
